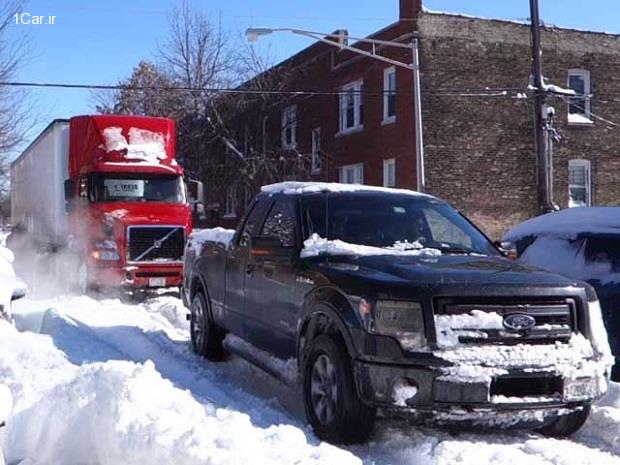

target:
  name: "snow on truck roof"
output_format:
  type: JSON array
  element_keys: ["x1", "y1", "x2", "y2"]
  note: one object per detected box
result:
[
  {"x1": 261, "y1": 182, "x2": 433, "y2": 198},
  {"x1": 505, "y1": 207, "x2": 620, "y2": 241}
]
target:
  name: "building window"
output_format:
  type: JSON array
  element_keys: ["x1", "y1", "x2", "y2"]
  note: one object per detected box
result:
[
  {"x1": 383, "y1": 67, "x2": 396, "y2": 123},
  {"x1": 311, "y1": 127, "x2": 322, "y2": 174},
  {"x1": 383, "y1": 158, "x2": 396, "y2": 187},
  {"x1": 339, "y1": 80, "x2": 364, "y2": 133},
  {"x1": 339, "y1": 163, "x2": 364, "y2": 184},
  {"x1": 568, "y1": 159, "x2": 591, "y2": 207},
  {"x1": 224, "y1": 186, "x2": 237, "y2": 218},
  {"x1": 567, "y1": 69, "x2": 591, "y2": 124},
  {"x1": 281, "y1": 105, "x2": 297, "y2": 149}
]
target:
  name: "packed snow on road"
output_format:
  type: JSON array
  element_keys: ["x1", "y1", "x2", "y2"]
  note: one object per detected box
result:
[{"x1": 0, "y1": 291, "x2": 617, "y2": 465}]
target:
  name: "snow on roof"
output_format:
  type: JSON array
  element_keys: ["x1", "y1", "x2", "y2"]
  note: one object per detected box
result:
[
  {"x1": 261, "y1": 182, "x2": 432, "y2": 198},
  {"x1": 505, "y1": 207, "x2": 620, "y2": 241},
  {"x1": 102, "y1": 127, "x2": 168, "y2": 164}
]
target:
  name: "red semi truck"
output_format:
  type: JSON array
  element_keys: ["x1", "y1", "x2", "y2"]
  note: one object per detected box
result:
[{"x1": 10, "y1": 115, "x2": 199, "y2": 294}]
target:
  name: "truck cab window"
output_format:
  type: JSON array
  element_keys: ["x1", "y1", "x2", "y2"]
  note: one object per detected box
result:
[
  {"x1": 260, "y1": 199, "x2": 296, "y2": 247},
  {"x1": 239, "y1": 199, "x2": 269, "y2": 247},
  {"x1": 91, "y1": 174, "x2": 186, "y2": 204}
]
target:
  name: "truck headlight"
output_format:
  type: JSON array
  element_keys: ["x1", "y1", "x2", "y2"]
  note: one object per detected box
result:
[
  {"x1": 91, "y1": 250, "x2": 120, "y2": 261},
  {"x1": 359, "y1": 299, "x2": 427, "y2": 351}
]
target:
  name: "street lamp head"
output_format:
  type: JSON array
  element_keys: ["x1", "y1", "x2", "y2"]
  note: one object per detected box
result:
[{"x1": 245, "y1": 28, "x2": 274, "y2": 43}]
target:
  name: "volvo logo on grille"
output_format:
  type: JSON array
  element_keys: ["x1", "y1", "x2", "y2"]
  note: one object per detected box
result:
[{"x1": 503, "y1": 313, "x2": 536, "y2": 332}]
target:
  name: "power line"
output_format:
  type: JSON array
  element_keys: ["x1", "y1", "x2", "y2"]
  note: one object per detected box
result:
[{"x1": 0, "y1": 80, "x2": 529, "y2": 98}]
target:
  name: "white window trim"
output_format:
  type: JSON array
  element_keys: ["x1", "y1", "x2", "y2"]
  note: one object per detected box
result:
[
  {"x1": 568, "y1": 159, "x2": 592, "y2": 207},
  {"x1": 339, "y1": 163, "x2": 364, "y2": 185},
  {"x1": 281, "y1": 105, "x2": 298, "y2": 149},
  {"x1": 311, "y1": 127, "x2": 322, "y2": 174},
  {"x1": 383, "y1": 158, "x2": 396, "y2": 187},
  {"x1": 383, "y1": 67, "x2": 396, "y2": 124},
  {"x1": 567, "y1": 69, "x2": 592, "y2": 125},
  {"x1": 338, "y1": 80, "x2": 364, "y2": 135},
  {"x1": 224, "y1": 186, "x2": 237, "y2": 218}
]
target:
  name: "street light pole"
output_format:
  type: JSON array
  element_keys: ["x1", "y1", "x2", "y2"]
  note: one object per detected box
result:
[{"x1": 246, "y1": 27, "x2": 426, "y2": 193}]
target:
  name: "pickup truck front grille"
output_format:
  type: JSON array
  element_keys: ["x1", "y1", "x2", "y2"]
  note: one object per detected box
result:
[
  {"x1": 434, "y1": 297, "x2": 577, "y2": 345},
  {"x1": 128, "y1": 226, "x2": 185, "y2": 263}
]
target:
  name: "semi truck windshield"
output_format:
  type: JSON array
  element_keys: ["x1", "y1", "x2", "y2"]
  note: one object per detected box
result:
[{"x1": 92, "y1": 174, "x2": 186, "y2": 204}]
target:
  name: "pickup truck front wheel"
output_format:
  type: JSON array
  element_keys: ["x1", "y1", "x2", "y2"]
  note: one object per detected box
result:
[
  {"x1": 190, "y1": 291, "x2": 225, "y2": 361},
  {"x1": 302, "y1": 335, "x2": 376, "y2": 444}
]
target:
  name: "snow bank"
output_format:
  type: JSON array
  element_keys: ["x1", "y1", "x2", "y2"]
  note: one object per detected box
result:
[
  {"x1": 0, "y1": 310, "x2": 359, "y2": 465},
  {"x1": 102, "y1": 127, "x2": 168, "y2": 164},
  {"x1": 0, "y1": 247, "x2": 26, "y2": 321},
  {"x1": 301, "y1": 234, "x2": 442, "y2": 259},
  {"x1": 262, "y1": 181, "x2": 431, "y2": 198},
  {"x1": 504, "y1": 207, "x2": 620, "y2": 242},
  {"x1": 187, "y1": 228, "x2": 236, "y2": 255}
]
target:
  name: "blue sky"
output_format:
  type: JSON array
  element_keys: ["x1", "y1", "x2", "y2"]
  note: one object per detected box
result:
[{"x1": 8, "y1": 0, "x2": 620, "y2": 153}]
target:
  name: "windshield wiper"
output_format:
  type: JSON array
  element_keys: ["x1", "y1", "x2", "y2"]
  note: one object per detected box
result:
[{"x1": 436, "y1": 246, "x2": 481, "y2": 255}]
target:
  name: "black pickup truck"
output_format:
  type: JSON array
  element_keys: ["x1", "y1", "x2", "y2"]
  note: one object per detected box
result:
[{"x1": 183, "y1": 182, "x2": 612, "y2": 444}]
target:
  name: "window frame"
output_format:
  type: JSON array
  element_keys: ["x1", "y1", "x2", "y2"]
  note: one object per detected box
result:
[
  {"x1": 339, "y1": 80, "x2": 364, "y2": 134},
  {"x1": 567, "y1": 69, "x2": 592, "y2": 125},
  {"x1": 338, "y1": 163, "x2": 364, "y2": 184},
  {"x1": 311, "y1": 127, "x2": 322, "y2": 174},
  {"x1": 383, "y1": 158, "x2": 396, "y2": 187},
  {"x1": 383, "y1": 67, "x2": 396, "y2": 124},
  {"x1": 258, "y1": 197, "x2": 298, "y2": 248},
  {"x1": 281, "y1": 105, "x2": 298, "y2": 149},
  {"x1": 568, "y1": 159, "x2": 592, "y2": 207}
]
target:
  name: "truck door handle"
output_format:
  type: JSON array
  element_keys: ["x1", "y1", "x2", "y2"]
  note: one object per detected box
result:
[{"x1": 246, "y1": 264, "x2": 255, "y2": 275}]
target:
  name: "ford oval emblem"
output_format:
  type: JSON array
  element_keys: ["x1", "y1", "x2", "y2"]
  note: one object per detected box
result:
[{"x1": 502, "y1": 313, "x2": 536, "y2": 332}]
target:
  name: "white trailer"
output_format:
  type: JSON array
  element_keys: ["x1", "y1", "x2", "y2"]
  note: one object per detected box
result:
[{"x1": 10, "y1": 120, "x2": 70, "y2": 248}]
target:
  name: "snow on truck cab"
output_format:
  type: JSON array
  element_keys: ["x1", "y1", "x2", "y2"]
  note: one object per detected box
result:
[
  {"x1": 10, "y1": 115, "x2": 201, "y2": 293},
  {"x1": 183, "y1": 182, "x2": 613, "y2": 444}
]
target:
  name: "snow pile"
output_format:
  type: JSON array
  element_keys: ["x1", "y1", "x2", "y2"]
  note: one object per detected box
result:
[
  {"x1": 0, "y1": 247, "x2": 26, "y2": 321},
  {"x1": 505, "y1": 207, "x2": 620, "y2": 242},
  {"x1": 0, "y1": 302, "x2": 359, "y2": 465},
  {"x1": 393, "y1": 381, "x2": 419, "y2": 407},
  {"x1": 102, "y1": 127, "x2": 168, "y2": 164},
  {"x1": 262, "y1": 181, "x2": 431, "y2": 198},
  {"x1": 301, "y1": 234, "x2": 442, "y2": 259},
  {"x1": 187, "y1": 228, "x2": 236, "y2": 255}
]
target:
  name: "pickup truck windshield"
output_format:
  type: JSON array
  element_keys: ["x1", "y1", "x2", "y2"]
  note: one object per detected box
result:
[
  {"x1": 91, "y1": 174, "x2": 186, "y2": 204},
  {"x1": 302, "y1": 193, "x2": 498, "y2": 256}
]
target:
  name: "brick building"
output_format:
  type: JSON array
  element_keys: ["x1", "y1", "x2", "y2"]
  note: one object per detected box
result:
[{"x1": 206, "y1": 0, "x2": 620, "y2": 239}]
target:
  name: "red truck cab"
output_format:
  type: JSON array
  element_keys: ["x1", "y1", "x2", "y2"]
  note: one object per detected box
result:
[{"x1": 65, "y1": 115, "x2": 192, "y2": 291}]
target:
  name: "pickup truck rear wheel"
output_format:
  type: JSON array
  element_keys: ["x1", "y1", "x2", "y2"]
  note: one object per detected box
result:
[
  {"x1": 190, "y1": 291, "x2": 225, "y2": 361},
  {"x1": 536, "y1": 404, "x2": 591, "y2": 437},
  {"x1": 302, "y1": 335, "x2": 376, "y2": 444}
]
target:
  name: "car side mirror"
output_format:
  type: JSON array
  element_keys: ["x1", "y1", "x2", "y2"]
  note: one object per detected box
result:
[
  {"x1": 64, "y1": 179, "x2": 75, "y2": 213},
  {"x1": 494, "y1": 240, "x2": 517, "y2": 260},
  {"x1": 250, "y1": 236, "x2": 295, "y2": 261}
]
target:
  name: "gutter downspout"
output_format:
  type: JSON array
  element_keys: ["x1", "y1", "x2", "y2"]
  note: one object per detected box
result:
[{"x1": 412, "y1": 37, "x2": 425, "y2": 193}]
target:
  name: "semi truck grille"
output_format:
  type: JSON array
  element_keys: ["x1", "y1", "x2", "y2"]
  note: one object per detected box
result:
[
  {"x1": 434, "y1": 297, "x2": 577, "y2": 345},
  {"x1": 128, "y1": 226, "x2": 185, "y2": 263}
]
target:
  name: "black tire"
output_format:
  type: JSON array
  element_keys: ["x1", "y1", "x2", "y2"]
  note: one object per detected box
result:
[
  {"x1": 190, "y1": 291, "x2": 226, "y2": 361},
  {"x1": 302, "y1": 334, "x2": 376, "y2": 444},
  {"x1": 536, "y1": 404, "x2": 591, "y2": 437}
]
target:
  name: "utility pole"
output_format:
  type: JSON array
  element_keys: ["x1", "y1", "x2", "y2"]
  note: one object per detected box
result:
[{"x1": 530, "y1": 0, "x2": 553, "y2": 213}]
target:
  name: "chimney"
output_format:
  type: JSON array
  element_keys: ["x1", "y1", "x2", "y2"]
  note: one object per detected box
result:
[{"x1": 399, "y1": 0, "x2": 422, "y2": 21}]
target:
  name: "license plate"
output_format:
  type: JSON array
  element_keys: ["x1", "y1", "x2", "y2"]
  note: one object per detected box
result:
[
  {"x1": 564, "y1": 378, "x2": 595, "y2": 400},
  {"x1": 149, "y1": 277, "x2": 166, "y2": 288}
]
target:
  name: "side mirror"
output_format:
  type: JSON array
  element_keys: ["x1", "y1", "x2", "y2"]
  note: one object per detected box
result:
[
  {"x1": 64, "y1": 179, "x2": 76, "y2": 213},
  {"x1": 494, "y1": 240, "x2": 517, "y2": 260},
  {"x1": 250, "y1": 236, "x2": 295, "y2": 261}
]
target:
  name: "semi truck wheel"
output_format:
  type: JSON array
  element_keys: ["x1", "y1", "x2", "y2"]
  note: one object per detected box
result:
[
  {"x1": 190, "y1": 291, "x2": 226, "y2": 361},
  {"x1": 302, "y1": 335, "x2": 376, "y2": 444},
  {"x1": 536, "y1": 404, "x2": 591, "y2": 437}
]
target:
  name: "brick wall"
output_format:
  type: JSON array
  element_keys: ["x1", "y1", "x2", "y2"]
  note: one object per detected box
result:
[{"x1": 419, "y1": 12, "x2": 620, "y2": 239}]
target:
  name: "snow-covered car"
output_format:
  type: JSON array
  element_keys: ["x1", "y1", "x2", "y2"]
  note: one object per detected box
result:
[
  {"x1": 184, "y1": 182, "x2": 613, "y2": 443},
  {"x1": 0, "y1": 246, "x2": 27, "y2": 321},
  {"x1": 504, "y1": 207, "x2": 620, "y2": 381}
]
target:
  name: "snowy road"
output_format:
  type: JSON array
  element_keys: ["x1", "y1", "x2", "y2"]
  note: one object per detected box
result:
[{"x1": 1, "y1": 294, "x2": 619, "y2": 465}]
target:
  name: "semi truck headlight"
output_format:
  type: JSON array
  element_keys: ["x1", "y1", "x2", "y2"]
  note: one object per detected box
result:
[
  {"x1": 359, "y1": 299, "x2": 427, "y2": 351},
  {"x1": 91, "y1": 250, "x2": 120, "y2": 261}
]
